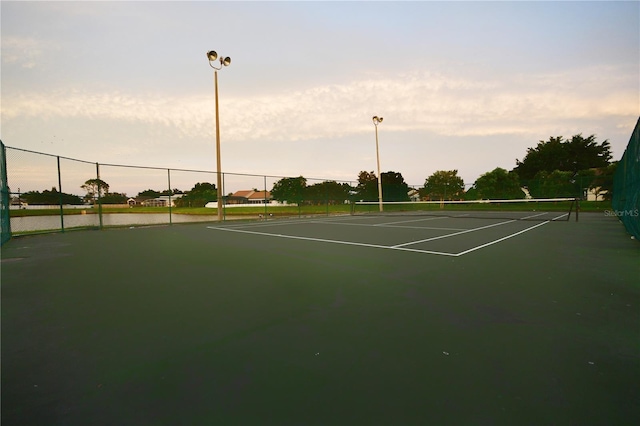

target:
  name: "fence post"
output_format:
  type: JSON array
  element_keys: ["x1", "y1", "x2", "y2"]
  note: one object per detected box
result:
[
  {"x1": 264, "y1": 175, "x2": 268, "y2": 218},
  {"x1": 0, "y1": 141, "x2": 11, "y2": 244},
  {"x1": 167, "y1": 168, "x2": 172, "y2": 225},
  {"x1": 326, "y1": 183, "x2": 329, "y2": 216},
  {"x1": 57, "y1": 156, "x2": 65, "y2": 232},
  {"x1": 96, "y1": 163, "x2": 103, "y2": 230}
]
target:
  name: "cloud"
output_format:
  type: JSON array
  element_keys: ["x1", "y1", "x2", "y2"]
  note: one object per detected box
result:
[
  {"x1": 1, "y1": 36, "x2": 56, "y2": 69},
  {"x1": 2, "y1": 67, "x2": 637, "y2": 144}
]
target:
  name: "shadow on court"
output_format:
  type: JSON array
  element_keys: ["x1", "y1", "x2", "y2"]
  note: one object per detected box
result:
[{"x1": 1, "y1": 213, "x2": 638, "y2": 425}]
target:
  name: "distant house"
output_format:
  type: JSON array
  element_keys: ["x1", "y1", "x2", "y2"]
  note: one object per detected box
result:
[
  {"x1": 226, "y1": 190, "x2": 272, "y2": 205},
  {"x1": 137, "y1": 194, "x2": 184, "y2": 207},
  {"x1": 408, "y1": 189, "x2": 421, "y2": 202}
]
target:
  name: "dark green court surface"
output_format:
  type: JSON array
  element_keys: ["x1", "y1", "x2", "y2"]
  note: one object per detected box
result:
[{"x1": 1, "y1": 213, "x2": 638, "y2": 425}]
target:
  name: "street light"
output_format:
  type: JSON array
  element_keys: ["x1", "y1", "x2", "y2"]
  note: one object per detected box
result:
[
  {"x1": 207, "y1": 50, "x2": 231, "y2": 221},
  {"x1": 372, "y1": 116, "x2": 384, "y2": 212}
]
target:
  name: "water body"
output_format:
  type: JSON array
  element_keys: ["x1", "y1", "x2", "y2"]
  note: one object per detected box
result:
[{"x1": 10, "y1": 213, "x2": 221, "y2": 234}]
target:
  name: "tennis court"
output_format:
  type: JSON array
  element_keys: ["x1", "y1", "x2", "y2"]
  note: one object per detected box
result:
[
  {"x1": 2, "y1": 212, "x2": 639, "y2": 425},
  {"x1": 206, "y1": 209, "x2": 571, "y2": 257}
]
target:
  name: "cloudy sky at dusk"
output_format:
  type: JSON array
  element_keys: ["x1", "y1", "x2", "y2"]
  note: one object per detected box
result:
[{"x1": 2, "y1": 0, "x2": 638, "y2": 195}]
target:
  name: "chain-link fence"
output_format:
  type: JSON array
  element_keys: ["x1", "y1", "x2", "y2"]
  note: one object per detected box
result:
[
  {"x1": 1, "y1": 142, "x2": 619, "y2": 242},
  {"x1": 612, "y1": 117, "x2": 640, "y2": 239},
  {"x1": 2, "y1": 146, "x2": 361, "y2": 238}
]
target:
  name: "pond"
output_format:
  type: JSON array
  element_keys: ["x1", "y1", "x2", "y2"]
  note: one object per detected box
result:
[{"x1": 10, "y1": 213, "x2": 221, "y2": 234}]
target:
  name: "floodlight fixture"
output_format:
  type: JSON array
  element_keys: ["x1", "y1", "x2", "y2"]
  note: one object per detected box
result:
[
  {"x1": 208, "y1": 51, "x2": 232, "y2": 70},
  {"x1": 373, "y1": 116, "x2": 383, "y2": 125}
]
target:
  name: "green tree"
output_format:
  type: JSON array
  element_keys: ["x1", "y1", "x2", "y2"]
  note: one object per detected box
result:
[
  {"x1": 81, "y1": 178, "x2": 109, "y2": 203},
  {"x1": 174, "y1": 182, "x2": 217, "y2": 208},
  {"x1": 514, "y1": 134, "x2": 612, "y2": 181},
  {"x1": 22, "y1": 187, "x2": 83, "y2": 205},
  {"x1": 356, "y1": 171, "x2": 378, "y2": 201},
  {"x1": 588, "y1": 162, "x2": 617, "y2": 201},
  {"x1": 305, "y1": 181, "x2": 352, "y2": 205},
  {"x1": 381, "y1": 171, "x2": 410, "y2": 202},
  {"x1": 528, "y1": 170, "x2": 576, "y2": 198},
  {"x1": 101, "y1": 192, "x2": 128, "y2": 204},
  {"x1": 137, "y1": 189, "x2": 162, "y2": 198},
  {"x1": 421, "y1": 170, "x2": 465, "y2": 201},
  {"x1": 471, "y1": 168, "x2": 524, "y2": 200},
  {"x1": 270, "y1": 176, "x2": 307, "y2": 204},
  {"x1": 573, "y1": 163, "x2": 617, "y2": 201}
]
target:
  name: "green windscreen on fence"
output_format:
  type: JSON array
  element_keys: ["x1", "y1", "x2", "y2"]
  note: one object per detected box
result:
[
  {"x1": 612, "y1": 117, "x2": 640, "y2": 240},
  {"x1": 1, "y1": 141, "x2": 11, "y2": 245}
]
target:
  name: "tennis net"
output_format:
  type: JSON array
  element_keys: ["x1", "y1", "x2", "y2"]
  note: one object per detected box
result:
[{"x1": 353, "y1": 198, "x2": 579, "y2": 221}]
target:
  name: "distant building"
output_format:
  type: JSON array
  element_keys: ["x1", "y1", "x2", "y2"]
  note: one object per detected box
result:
[
  {"x1": 226, "y1": 190, "x2": 272, "y2": 205},
  {"x1": 131, "y1": 194, "x2": 184, "y2": 207},
  {"x1": 408, "y1": 189, "x2": 421, "y2": 202}
]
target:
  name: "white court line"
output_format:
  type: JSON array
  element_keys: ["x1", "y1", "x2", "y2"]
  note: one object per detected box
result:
[
  {"x1": 218, "y1": 213, "x2": 395, "y2": 229},
  {"x1": 520, "y1": 212, "x2": 551, "y2": 220},
  {"x1": 309, "y1": 220, "x2": 467, "y2": 231},
  {"x1": 207, "y1": 218, "x2": 553, "y2": 257},
  {"x1": 206, "y1": 226, "x2": 458, "y2": 257},
  {"x1": 373, "y1": 216, "x2": 449, "y2": 226},
  {"x1": 218, "y1": 217, "x2": 323, "y2": 229},
  {"x1": 392, "y1": 219, "x2": 516, "y2": 248},
  {"x1": 456, "y1": 221, "x2": 550, "y2": 256}
]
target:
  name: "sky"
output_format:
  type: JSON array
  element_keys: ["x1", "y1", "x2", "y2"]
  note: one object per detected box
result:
[{"x1": 1, "y1": 0, "x2": 639, "y2": 196}]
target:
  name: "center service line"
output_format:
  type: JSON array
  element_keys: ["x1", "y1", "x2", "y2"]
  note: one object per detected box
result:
[{"x1": 392, "y1": 219, "x2": 517, "y2": 248}]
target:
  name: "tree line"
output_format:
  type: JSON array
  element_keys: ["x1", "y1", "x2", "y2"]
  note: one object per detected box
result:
[
  {"x1": 423, "y1": 134, "x2": 614, "y2": 200},
  {"x1": 16, "y1": 133, "x2": 615, "y2": 206}
]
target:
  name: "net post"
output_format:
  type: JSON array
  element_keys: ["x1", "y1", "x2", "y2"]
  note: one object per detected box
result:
[
  {"x1": 575, "y1": 197, "x2": 579, "y2": 222},
  {"x1": 222, "y1": 172, "x2": 226, "y2": 221}
]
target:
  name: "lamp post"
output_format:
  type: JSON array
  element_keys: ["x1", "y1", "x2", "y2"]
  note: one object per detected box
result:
[
  {"x1": 372, "y1": 116, "x2": 384, "y2": 212},
  {"x1": 207, "y1": 50, "x2": 231, "y2": 221}
]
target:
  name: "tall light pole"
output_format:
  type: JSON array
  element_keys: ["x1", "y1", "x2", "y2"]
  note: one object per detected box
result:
[
  {"x1": 372, "y1": 116, "x2": 384, "y2": 212},
  {"x1": 207, "y1": 50, "x2": 231, "y2": 221}
]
